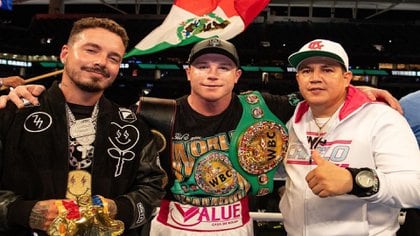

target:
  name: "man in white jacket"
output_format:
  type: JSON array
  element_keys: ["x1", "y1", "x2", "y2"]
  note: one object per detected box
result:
[{"x1": 279, "y1": 39, "x2": 420, "y2": 235}]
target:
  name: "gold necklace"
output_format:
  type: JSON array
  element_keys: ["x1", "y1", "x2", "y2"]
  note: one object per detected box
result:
[{"x1": 312, "y1": 115, "x2": 333, "y2": 136}]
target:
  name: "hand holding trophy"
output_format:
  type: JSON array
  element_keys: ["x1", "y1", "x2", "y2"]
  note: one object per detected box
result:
[{"x1": 47, "y1": 195, "x2": 124, "y2": 236}]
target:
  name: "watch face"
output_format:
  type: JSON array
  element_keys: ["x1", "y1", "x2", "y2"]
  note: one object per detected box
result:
[{"x1": 356, "y1": 170, "x2": 375, "y2": 188}]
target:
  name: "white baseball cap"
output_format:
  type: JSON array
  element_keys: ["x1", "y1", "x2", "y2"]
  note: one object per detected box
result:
[{"x1": 288, "y1": 39, "x2": 349, "y2": 71}]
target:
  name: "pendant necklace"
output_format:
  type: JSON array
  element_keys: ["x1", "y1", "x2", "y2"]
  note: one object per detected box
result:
[
  {"x1": 66, "y1": 102, "x2": 99, "y2": 169},
  {"x1": 310, "y1": 103, "x2": 344, "y2": 138},
  {"x1": 309, "y1": 113, "x2": 333, "y2": 163},
  {"x1": 312, "y1": 113, "x2": 333, "y2": 137}
]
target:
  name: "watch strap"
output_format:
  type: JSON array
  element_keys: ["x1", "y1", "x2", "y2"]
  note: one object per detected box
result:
[{"x1": 346, "y1": 167, "x2": 379, "y2": 197}]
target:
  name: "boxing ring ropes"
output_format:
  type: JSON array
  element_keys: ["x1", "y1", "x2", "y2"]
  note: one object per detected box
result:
[
  {"x1": 250, "y1": 211, "x2": 283, "y2": 221},
  {"x1": 153, "y1": 208, "x2": 406, "y2": 224}
]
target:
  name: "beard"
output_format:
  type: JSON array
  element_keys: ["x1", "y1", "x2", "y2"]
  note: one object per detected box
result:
[
  {"x1": 70, "y1": 65, "x2": 113, "y2": 93},
  {"x1": 75, "y1": 76, "x2": 104, "y2": 93},
  {"x1": 74, "y1": 78, "x2": 105, "y2": 93}
]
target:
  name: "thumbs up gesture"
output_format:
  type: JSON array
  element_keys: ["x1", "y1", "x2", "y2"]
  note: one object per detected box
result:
[{"x1": 305, "y1": 150, "x2": 353, "y2": 198}]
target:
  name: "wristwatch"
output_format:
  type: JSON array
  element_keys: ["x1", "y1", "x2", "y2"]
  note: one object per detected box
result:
[{"x1": 346, "y1": 167, "x2": 379, "y2": 197}]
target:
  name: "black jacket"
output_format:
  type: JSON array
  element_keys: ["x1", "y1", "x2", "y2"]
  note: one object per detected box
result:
[{"x1": 0, "y1": 82, "x2": 166, "y2": 235}]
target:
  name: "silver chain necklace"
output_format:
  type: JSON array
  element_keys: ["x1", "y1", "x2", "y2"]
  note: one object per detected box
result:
[{"x1": 66, "y1": 102, "x2": 99, "y2": 169}]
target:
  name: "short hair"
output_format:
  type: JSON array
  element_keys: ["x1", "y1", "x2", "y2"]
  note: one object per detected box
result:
[{"x1": 68, "y1": 17, "x2": 129, "y2": 49}]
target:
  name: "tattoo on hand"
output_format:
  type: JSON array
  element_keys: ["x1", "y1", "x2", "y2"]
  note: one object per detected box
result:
[{"x1": 29, "y1": 203, "x2": 49, "y2": 230}]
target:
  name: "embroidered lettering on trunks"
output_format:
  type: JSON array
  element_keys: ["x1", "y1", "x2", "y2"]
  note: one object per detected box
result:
[{"x1": 165, "y1": 201, "x2": 245, "y2": 231}]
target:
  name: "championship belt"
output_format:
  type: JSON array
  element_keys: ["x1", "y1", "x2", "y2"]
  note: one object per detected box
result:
[
  {"x1": 174, "y1": 151, "x2": 237, "y2": 196},
  {"x1": 171, "y1": 151, "x2": 239, "y2": 196},
  {"x1": 170, "y1": 150, "x2": 251, "y2": 206},
  {"x1": 229, "y1": 91, "x2": 288, "y2": 196}
]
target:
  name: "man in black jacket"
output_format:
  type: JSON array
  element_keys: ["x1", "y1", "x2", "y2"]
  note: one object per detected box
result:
[{"x1": 0, "y1": 17, "x2": 166, "y2": 235}]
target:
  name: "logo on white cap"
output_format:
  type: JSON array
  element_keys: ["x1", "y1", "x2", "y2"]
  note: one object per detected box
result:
[
  {"x1": 307, "y1": 40, "x2": 325, "y2": 50},
  {"x1": 288, "y1": 39, "x2": 349, "y2": 71}
]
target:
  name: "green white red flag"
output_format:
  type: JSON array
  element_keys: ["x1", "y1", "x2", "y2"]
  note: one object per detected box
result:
[{"x1": 125, "y1": 0, "x2": 269, "y2": 57}]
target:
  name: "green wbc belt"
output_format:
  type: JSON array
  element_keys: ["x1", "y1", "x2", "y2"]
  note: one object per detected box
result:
[{"x1": 229, "y1": 91, "x2": 288, "y2": 196}]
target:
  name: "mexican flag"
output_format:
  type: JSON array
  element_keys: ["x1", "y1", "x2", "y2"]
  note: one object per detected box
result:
[{"x1": 125, "y1": 0, "x2": 269, "y2": 58}]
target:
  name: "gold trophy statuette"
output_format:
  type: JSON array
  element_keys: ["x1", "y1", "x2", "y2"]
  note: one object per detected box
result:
[{"x1": 47, "y1": 195, "x2": 124, "y2": 236}]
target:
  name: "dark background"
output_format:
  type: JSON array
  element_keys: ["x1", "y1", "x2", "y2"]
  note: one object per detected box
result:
[{"x1": 1, "y1": 1, "x2": 420, "y2": 106}]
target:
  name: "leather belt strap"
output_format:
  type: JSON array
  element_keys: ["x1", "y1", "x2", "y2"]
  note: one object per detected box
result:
[{"x1": 229, "y1": 91, "x2": 288, "y2": 196}]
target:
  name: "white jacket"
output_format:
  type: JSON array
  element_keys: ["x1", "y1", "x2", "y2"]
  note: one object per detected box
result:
[{"x1": 279, "y1": 86, "x2": 420, "y2": 236}]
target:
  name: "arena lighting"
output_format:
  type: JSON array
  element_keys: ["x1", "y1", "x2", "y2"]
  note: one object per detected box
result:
[
  {"x1": 40, "y1": 37, "x2": 54, "y2": 45},
  {"x1": 351, "y1": 69, "x2": 388, "y2": 76},
  {"x1": 241, "y1": 66, "x2": 260, "y2": 72},
  {"x1": 391, "y1": 70, "x2": 418, "y2": 77},
  {"x1": 142, "y1": 88, "x2": 151, "y2": 95},
  {"x1": 0, "y1": 59, "x2": 32, "y2": 67},
  {"x1": 120, "y1": 63, "x2": 129, "y2": 69},
  {"x1": 137, "y1": 63, "x2": 180, "y2": 70},
  {"x1": 373, "y1": 44, "x2": 384, "y2": 52},
  {"x1": 364, "y1": 69, "x2": 388, "y2": 76},
  {"x1": 0, "y1": 53, "x2": 59, "y2": 62},
  {"x1": 350, "y1": 69, "x2": 364, "y2": 75},
  {"x1": 156, "y1": 64, "x2": 179, "y2": 70},
  {"x1": 260, "y1": 41, "x2": 271, "y2": 47},
  {"x1": 39, "y1": 62, "x2": 63, "y2": 68},
  {"x1": 37, "y1": 62, "x2": 129, "y2": 69},
  {"x1": 241, "y1": 66, "x2": 283, "y2": 72},
  {"x1": 260, "y1": 66, "x2": 283, "y2": 73},
  {"x1": 137, "y1": 63, "x2": 156, "y2": 69}
]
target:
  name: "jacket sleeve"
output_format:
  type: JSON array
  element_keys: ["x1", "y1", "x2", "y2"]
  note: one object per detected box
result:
[
  {"x1": 364, "y1": 106, "x2": 420, "y2": 208},
  {"x1": 0, "y1": 105, "x2": 32, "y2": 231},
  {"x1": 0, "y1": 191, "x2": 19, "y2": 230},
  {"x1": 114, "y1": 135, "x2": 167, "y2": 230}
]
